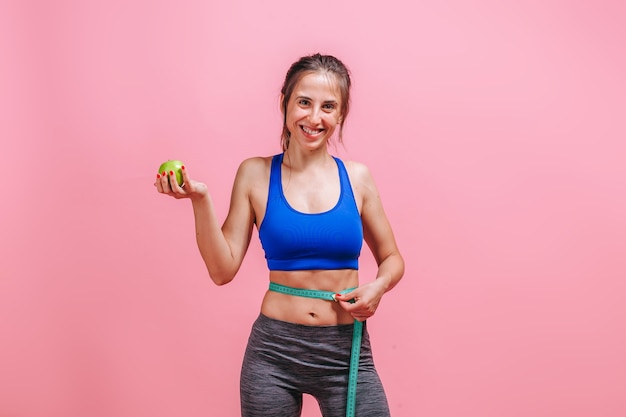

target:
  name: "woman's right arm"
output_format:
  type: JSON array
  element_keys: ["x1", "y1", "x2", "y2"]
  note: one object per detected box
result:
[{"x1": 155, "y1": 160, "x2": 257, "y2": 285}]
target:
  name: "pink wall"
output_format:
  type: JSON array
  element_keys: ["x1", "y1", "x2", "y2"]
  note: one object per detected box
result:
[{"x1": 2, "y1": 0, "x2": 625, "y2": 416}]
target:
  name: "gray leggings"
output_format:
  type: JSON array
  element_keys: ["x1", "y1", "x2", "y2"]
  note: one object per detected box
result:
[{"x1": 240, "y1": 314, "x2": 390, "y2": 417}]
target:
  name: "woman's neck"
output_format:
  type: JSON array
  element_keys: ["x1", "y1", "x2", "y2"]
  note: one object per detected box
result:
[{"x1": 283, "y1": 147, "x2": 333, "y2": 171}]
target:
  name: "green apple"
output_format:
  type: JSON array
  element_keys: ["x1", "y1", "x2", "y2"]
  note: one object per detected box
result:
[{"x1": 158, "y1": 160, "x2": 184, "y2": 186}]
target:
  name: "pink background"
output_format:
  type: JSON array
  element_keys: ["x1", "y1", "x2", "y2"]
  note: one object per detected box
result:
[{"x1": 1, "y1": 0, "x2": 625, "y2": 416}]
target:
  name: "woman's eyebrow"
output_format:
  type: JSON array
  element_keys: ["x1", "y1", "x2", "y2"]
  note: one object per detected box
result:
[{"x1": 294, "y1": 95, "x2": 337, "y2": 103}]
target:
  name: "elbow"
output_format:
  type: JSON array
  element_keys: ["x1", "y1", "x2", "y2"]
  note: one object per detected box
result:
[
  {"x1": 397, "y1": 254, "x2": 406, "y2": 281},
  {"x1": 212, "y1": 277, "x2": 233, "y2": 286},
  {"x1": 207, "y1": 267, "x2": 236, "y2": 286},
  {"x1": 398, "y1": 253, "x2": 406, "y2": 276},
  {"x1": 383, "y1": 251, "x2": 405, "y2": 282}
]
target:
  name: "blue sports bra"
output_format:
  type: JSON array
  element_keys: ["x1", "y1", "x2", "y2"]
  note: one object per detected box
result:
[{"x1": 258, "y1": 153, "x2": 363, "y2": 271}]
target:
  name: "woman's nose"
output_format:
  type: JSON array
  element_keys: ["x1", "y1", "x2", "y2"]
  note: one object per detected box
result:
[{"x1": 308, "y1": 107, "x2": 322, "y2": 124}]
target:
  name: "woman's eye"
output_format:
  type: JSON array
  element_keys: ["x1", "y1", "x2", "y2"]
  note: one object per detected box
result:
[
  {"x1": 323, "y1": 104, "x2": 336, "y2": 111},
  {"x1": 298, "y1": 99, "x2": 310, "y2": 106}
]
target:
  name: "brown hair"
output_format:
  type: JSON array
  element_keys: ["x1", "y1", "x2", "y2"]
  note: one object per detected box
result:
[{"x1": 280, "y1": 53, "x2": 352, "y2": 151}]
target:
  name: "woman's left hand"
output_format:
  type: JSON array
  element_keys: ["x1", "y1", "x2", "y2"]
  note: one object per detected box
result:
[{"x1": 335, "y1": 280, "x2": 386, "y2": 322}]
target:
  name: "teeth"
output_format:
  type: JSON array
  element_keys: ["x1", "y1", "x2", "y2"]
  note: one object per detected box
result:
[{"x1": 302, "y1": 126, "x2": 322, "y2": 135}]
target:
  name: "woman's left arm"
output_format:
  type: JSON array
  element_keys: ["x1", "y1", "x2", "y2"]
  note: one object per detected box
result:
[{"x1": 336, "y1": 162, "x2": 405, "y2": 321}]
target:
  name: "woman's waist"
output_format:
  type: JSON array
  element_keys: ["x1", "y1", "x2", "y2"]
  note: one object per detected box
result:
[
  {"x1": 262, "y1": 270, "x2": 359, "y2": 326},
  {"x1": 268, "y1": 269, "x2": 358, "y2": 292}
]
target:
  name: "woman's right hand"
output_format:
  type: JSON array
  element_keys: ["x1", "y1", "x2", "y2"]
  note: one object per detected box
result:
[{"x1": 154, "y1": 165, "x2": 208, "y2": 200}]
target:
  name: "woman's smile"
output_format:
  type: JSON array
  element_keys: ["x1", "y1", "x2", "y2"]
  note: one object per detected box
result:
[{"x1": 301, "y1": 125, "x2": 324, "y2": 136}]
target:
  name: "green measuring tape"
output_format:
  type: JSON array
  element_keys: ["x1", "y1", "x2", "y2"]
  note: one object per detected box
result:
[{"x1": 268, "y1": 282, "x2": 362, "y2": 417}]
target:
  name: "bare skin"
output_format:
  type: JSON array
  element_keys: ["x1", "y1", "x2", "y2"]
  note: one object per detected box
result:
[{"x1": 154, "y1": 72, "x2": 404, "y2": 325}]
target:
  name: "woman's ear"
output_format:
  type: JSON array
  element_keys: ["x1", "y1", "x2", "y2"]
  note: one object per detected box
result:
[{"x1": 279, "y1": 94, "x2": 285, "y2": 113}]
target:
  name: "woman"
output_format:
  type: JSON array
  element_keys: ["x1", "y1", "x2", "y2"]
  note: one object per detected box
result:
[{"x1": 155, "y1": 53, "x2": 404, "y2": 417}]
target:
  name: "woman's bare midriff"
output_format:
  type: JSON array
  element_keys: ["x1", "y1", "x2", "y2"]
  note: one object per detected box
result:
[{"x1": 261, "y1": 269, "x2": 359, "y2": 326}]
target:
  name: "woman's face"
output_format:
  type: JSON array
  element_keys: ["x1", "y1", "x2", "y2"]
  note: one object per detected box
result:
[{"x1": 283, "y1": 71, "x2": 343, "y2": 151}]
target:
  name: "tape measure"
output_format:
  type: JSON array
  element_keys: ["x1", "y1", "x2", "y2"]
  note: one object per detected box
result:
[{"x1": 268, "y1": 282, "x2": 362, "y2": 417}]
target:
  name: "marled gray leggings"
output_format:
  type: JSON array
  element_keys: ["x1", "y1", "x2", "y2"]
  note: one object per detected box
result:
[{"x1": 240, "y1": 314, "x2": 390, "y2": 417}]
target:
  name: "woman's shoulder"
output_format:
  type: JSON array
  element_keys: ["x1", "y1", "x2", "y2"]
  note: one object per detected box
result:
[
  {"x1": 238, "y1": 155, "x2": 275, "y2": 170},
  {"x1": 340, "y1": 158, "x2": 373, "y2": 184},
  {"x1": 235, "y1": 155, "x2": 276, "y2": 181}
]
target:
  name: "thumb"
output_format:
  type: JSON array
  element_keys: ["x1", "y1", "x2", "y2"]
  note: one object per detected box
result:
[
  {"x1": 335, "y1": 295, "x2": 354, "y2": 314},
  {"x1": 335, "y1": 290, "x2": 357, "y2": 303}
]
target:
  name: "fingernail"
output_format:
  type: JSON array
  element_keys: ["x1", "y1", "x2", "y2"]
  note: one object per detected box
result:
[
  {"x1": 162, "y1": 171, "x2": 166, "y2": 176},
  {"x1": 335, "y1": 294, "x2": 342, "y2": 298},
  {"x1": 181, "y1": 165, "x2": 185, "y2": 170},
  {"x1": 156, "y1": 173, "x2": 161, "y2": 179},
  {"x1": 169, "y1": 171, "x2": 174, "y2": 176}
]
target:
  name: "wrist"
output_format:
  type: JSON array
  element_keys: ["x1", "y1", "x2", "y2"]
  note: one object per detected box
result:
[
  {"x1": 189, "y1": 186, "x2": 210, "y2": 203},
  {"x1": 374, "y1": 275, "x2": 391, "y2": 292}
]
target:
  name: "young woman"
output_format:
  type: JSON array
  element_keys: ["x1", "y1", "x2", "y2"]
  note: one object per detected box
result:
[{"x1": 155, "y1": 53, "x2": 404, "y2": 417}]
